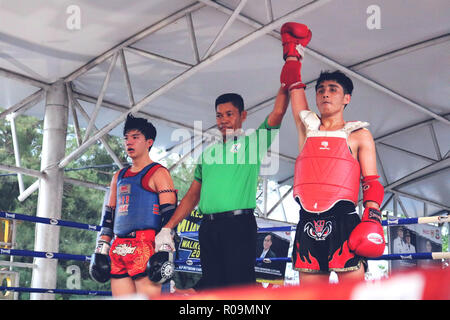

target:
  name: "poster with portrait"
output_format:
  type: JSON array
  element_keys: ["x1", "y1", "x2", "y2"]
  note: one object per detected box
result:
[
  {"x1": 389, "y1": 223, "x2": 442, "y2": 271},
  {"x1": 414, "y1": 223, "x2": 443, "y2": 269},
  {"x1": 254, "y1": 217, "x2": 292, "y2": 284}
]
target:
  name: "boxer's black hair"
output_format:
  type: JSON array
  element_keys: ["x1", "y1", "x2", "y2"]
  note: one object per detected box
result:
[
  {"x1": 315, "y1": 70, "x2": 354, "y2": 96},
  {"x1": 215, "y1": 93, "x2": 245, "y2": 113},
  {"x1": 123, "y1": 113, "x2": 156, "y2": 150}
]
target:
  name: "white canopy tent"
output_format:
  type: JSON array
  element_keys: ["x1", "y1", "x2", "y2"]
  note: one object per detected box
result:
[{"x1": 0, "y1": 0, "x2": 449, "y2": 299}]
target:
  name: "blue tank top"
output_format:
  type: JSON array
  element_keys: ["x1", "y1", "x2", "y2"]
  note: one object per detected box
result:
[{"x1": 114, "y1": 163, "x2": 162, "y2": 236}]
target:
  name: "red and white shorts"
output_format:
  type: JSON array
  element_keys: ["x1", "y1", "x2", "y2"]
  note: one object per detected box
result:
[{"x1": 110, "y1": 229, "x2": 156, "y2": 280}]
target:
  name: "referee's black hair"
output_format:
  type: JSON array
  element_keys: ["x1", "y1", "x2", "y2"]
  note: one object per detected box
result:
[
  {"x1": 215, "y1": 93, "x2": 245, "y2": 113},
  {"x1": 123, "y1": 113, "x2": 156, "y2": 150}
]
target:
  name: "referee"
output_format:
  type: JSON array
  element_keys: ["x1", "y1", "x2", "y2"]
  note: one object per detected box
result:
[{"x1": 158, "y1": 90, "x2": 289, "y2": 291}]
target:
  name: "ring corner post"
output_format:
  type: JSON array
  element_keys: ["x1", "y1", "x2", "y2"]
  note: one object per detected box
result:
[{"x1": 30, "y1": 81, "x2": 69, "y2": 300}]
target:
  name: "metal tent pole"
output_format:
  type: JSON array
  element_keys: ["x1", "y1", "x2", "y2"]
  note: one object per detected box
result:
[
  {"x1": 202, "y1": 0, "x2": 249, "y2": 59},
  {"x1": 267, "y1": 185, "x2": 293, "y2": 218},
  {"x1": 7, "y1": 113, "x2": 25, "y2": 194},
  {"x1": 30, "y1": 82, "x2": 68, "y2": 300}
]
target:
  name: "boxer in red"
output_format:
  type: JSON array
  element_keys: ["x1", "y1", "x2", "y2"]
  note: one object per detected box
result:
[
  {"x1": 280, "y1": 22, "x2": 385, "y2": 283},
  {"x1": 89, "y1": 114, "x2": 177, "y2": 297}
]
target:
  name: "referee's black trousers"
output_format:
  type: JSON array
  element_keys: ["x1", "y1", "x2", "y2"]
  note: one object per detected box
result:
[{"x1": 195, "y1": 212, "x2": 257, "y2": 291}]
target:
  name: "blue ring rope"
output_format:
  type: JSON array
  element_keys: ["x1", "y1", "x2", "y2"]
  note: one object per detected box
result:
[
  {"x1": 0, "y1": 210, "x2": 430, "y2": 236},
  {"x1": 0, "y1": 211, "x2": 100, "y2": 232},
  {"x1": 175, "y1": 252, "x2": 437, "y2": 265},
  {"x1": 1, "y1": 247, "x2": 437, "y2": 264},
  {"x1": 0, "y1": 248, "x2": 90, "y2": 262},
  {"x1": 0, "y1": 286, "x2": 111, "y2": 296},
  {"x1": 370, "y1": 252, "x2": 434, "y2": 260},
  {"x1": 180, "y1": 218, "x2": 426, "y2": 237}
]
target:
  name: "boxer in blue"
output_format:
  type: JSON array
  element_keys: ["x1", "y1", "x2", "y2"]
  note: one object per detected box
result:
[{"x1": 89, "y1": 114, "x2": 177, "y2": 297}]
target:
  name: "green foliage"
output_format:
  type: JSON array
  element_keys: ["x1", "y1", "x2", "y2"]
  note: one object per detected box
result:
[{"x1": 443, "y1": 228, "x2": 448, "y2": 252}]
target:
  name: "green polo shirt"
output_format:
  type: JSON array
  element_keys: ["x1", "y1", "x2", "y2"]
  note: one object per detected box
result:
[{"x1": 194, "y1": 117, "x2": 279, "y2": 214}]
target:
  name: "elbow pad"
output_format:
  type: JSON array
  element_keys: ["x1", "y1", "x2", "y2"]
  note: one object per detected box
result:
[
  {"x1": 99, "y1": 205, "x2": 115, "y2": 238},
  {"x1": 362, "y1": 175, "x2": 384, "y2": 207}
]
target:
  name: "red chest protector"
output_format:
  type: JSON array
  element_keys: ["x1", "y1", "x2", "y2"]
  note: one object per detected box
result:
[{"x1": 293, "y1": 111, "x2": 369, "y2": 213}]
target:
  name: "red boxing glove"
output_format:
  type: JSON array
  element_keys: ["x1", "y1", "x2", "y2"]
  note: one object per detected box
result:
[
  {"x1": 281, "y1": 22, "x2": 312, "y2": 60},
  {"x1": 280, "y1": 60, "x2": 305, "y2": 91},
  {"x1": 348, "y1": 207, "x2": 385, "y2": 258}
]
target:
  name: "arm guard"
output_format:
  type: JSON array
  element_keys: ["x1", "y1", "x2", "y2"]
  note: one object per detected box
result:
[
  {"x1": 362, "y1": 175, "x2": 384, "y2": 207},
  {"x1": 99, "y1": 205, "x2": 115, "y2": 238},
  {"x1": 160, "y1": 203, "x2": 176, "y2": 229}
]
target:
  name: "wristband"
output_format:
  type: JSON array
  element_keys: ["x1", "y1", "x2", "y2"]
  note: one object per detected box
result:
[{"x1": 95, "y1": 239, "x2": 111, "y2": 255}]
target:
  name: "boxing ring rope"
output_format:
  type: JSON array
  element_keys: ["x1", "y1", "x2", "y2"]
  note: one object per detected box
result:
[
  {"x1": 2, "y1": 245, "x2": 447, "y2": 266},
  {"x1": 0, "y1": 211, "x2": 100, "y2": 232},
  {"x1": 180, "y1": 216, "x2": 450, "y2": 237},
  {"x1": 0, "y1": 248, "x2": 90, "y2": 262},
  {"x1": 0, "y1": 286, "x2": 111, "y2": 296},
  {"x1": 0, "y1": 210, "x2": 448, "y2": 298},
  {"x1": 179, "y1": 215, "x2": 450, "y2": 237},
  {"x1": 172, "y1": 252, "x2": 450, "y2": 266},
  {"x1": 2, "y1": 209, "x2": 447, "y2": 235}
]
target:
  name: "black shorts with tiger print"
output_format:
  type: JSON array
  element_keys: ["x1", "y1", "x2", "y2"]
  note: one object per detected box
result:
[{"x1": 292, "y1": 201, "x2": 367, "y2": 273}]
